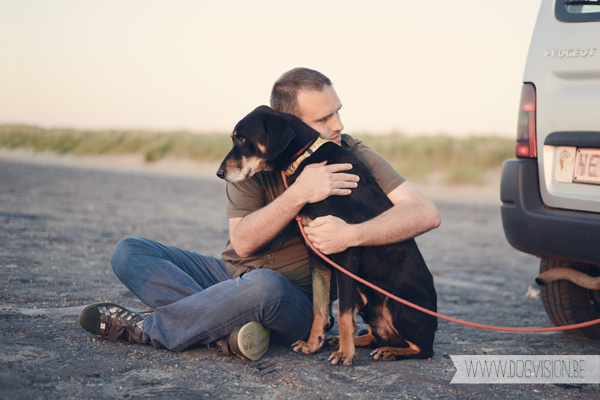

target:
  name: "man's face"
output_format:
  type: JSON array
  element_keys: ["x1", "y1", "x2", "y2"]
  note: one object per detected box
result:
[{"x1": 296, "y1": 85, "x2": 344, "y2": 144}]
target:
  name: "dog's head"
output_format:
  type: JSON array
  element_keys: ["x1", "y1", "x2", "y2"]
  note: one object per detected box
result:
[{"x1": 216, "y1": 106, "x2": 300, "y2": 183}]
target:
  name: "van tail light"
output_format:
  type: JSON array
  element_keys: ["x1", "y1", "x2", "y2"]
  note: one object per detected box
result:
[{"x1": 515, "y1": 83, "x2": 537, "y2": 159}]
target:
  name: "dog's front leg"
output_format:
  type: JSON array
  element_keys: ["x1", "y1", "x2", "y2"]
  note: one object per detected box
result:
[
  {"x1": 329, "y1": 264, "x2": 358, "y2": 366},
  {"x1": 291, "y1": 255, "x2": 331, "y2": 355}
]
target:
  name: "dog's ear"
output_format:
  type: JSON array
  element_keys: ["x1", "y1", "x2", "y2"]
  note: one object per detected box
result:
[{"x1": 265, "y1": 113, "x2": 295, "y2": 160}]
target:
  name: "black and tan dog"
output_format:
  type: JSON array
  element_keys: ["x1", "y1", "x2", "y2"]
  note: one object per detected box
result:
[{"x1": 217, "y1": 106, "x2": 437, "y2": 365}]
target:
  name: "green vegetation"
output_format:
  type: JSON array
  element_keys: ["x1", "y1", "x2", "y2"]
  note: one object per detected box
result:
[
  {"x1": 359, "y1": 133, "x2": 514, "y2": 185},
  {"x1": 0, "y1": 124, "x2": 514, "y2": 185},
  {"x1": 0, "y1": 124, "x2": 232, "y2": 163}
]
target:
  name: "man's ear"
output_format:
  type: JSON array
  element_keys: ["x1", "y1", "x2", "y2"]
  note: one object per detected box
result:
[{"x1": 266, "y1": 114, "x2": 295, "y2": 160}]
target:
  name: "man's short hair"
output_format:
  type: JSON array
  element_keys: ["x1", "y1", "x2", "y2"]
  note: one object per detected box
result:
[{"x1": 270, "y1": 68, "x2": 332, "y2": 116}]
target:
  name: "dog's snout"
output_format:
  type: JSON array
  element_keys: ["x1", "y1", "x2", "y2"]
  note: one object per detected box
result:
[{"x1": 216, "y1": 168, "x2": 225, "y2": 179}]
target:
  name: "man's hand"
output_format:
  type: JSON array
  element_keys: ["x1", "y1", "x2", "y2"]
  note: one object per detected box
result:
[
  {"x1": 229, "y1": 161, "x2": 358, "y2": 258},
  {"x1": 304, "y1": 215, "x2": 353, "y2": 255},
  {"x1": 301, "y1": 182, "x2": 442, "y2": 256},
  {"x1": 290, "y1": 161, "x2": 359, "y2": 204}
]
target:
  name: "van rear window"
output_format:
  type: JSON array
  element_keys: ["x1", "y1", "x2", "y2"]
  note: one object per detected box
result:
[{"x1": 556, "y1": 1, "x2": 600, "y2": 22}]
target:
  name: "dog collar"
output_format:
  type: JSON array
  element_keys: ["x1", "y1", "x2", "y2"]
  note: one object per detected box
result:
[{"x1": 284, "y1": 137, "x2": 339, "y2": 176}]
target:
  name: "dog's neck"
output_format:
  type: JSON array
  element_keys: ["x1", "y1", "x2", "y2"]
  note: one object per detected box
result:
[
  {"x1": 267, "y1": 111, "x2": 342, "y2": 181},
  {"x1": 270, "y1": 125, "x2": 318, "y2": 172},
  {"x1": 284, "y1": 137, "x2": 335, "y2": 177}
]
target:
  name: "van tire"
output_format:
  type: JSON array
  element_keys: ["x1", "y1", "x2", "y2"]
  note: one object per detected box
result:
[{"x1": 539, "y1": 257, "x2": 600, "y2": 340}]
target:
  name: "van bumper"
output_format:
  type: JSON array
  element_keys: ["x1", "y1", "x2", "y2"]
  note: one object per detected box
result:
[{"x1": 500, "y1": 159, "x2": 600, "y2": 265}]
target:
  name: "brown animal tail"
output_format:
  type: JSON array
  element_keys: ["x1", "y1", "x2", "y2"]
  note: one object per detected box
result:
[{"x1": 536, "y1": 267, "x2": 600, "y2": 290}]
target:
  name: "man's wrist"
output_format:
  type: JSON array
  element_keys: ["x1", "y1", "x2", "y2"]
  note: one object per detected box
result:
[
  {"x1": 346, "y1": 222, "x2": 364, "y2": 248},
  {"x1": 281, "y1": 183, "x2": 309, "y2": 211}
]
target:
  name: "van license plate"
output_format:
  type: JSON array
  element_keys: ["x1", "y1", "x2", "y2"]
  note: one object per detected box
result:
[{"x1": 573, "y1": 148, "x2": 600, "y2": 184}]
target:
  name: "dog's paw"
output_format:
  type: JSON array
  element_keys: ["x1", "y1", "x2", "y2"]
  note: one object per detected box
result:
[
  {"x1": 328, "y1": 351, "x2": 354, "y2": 366},
  {"x1": 370, "y1": 348, "x2": 397, "y2": 361},
  {"x1": 370, "y1": 342, "x2": 421, "y2": 361},
  {"x1": 324, "y1": 336, "x2": 339, "y2": 349},
  {"x1": 291, "y1": 339, "x2": 321, "y2": 354}
]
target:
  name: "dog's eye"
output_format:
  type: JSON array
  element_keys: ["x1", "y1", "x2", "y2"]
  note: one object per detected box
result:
[{"x1": 236, "y1": 136, "x2": 246, "y2": 143}]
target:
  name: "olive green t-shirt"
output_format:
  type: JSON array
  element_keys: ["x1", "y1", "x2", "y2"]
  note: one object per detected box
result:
[{"x1": 221, "y1": 134, "x2": 406, "y2": 297}]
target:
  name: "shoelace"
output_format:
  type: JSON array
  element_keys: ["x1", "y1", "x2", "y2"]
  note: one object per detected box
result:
[{"x1": 99, "y1": 306, "x2": 144, "y2": 344}]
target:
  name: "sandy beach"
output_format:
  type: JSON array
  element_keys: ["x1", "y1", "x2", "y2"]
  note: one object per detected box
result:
[{"x1": 2, "y1": 151, "x2": 599, "y2": 399}]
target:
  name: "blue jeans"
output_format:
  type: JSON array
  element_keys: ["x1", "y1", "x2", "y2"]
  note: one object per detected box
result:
[{"x1": 111, "y1": 237, "x2": 313, "y2": 351}]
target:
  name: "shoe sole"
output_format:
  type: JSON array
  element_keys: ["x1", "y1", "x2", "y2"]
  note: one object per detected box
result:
[{"x1": 232, "y1": 322, "x2": 270, "y2": 361}]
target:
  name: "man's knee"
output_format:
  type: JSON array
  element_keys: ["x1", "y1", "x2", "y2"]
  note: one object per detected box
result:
[
  {"x1": 241, "y1": 269, "x2": 296, "y2": 301},
  {"x1": 111, "y1": 237, "x2": 146, "y2": 278},
  {"x1": 243, "y1": 268, "x2": 286, "y2": 285}
]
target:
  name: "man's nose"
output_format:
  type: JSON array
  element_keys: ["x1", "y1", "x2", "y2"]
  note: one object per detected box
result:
[{"x1": 331, "y1": 114, "x2": 344, "y2": 133}]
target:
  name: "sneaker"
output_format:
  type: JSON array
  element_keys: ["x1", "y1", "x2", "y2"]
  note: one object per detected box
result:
[
  {"x1": 218, "y1": 322, "x2": 270, "y2": 361},
  {"x1": 79, "y1": 302, "x2": 147, "y2": 344}
]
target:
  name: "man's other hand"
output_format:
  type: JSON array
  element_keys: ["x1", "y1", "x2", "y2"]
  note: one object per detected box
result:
[{"x1": 304, "y1": 215, "x2": 353, "y2": 255}]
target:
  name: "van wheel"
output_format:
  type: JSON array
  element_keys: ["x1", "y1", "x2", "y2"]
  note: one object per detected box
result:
[{"x1": 539, "y1": 257, "x2": 600, "y2": 340}]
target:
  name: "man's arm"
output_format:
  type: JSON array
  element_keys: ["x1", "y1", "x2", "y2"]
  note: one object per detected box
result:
[
  {"x1": 303, "y1": 182, "x2": 441, "y2": 255},
  {"x1": 229, "y1": 162, "x2": 359, "y2": 258}
]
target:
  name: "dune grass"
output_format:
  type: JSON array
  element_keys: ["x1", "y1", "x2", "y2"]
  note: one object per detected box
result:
[
  {"x1": 0, "y1": 124, "x2": 232, "y2": 163},
  {"x1": 0, "y1": 124, "x2": 514, "y2": 185},
  {"x1": 359, "y1": 133, "x2": 514, "y2": 185}
]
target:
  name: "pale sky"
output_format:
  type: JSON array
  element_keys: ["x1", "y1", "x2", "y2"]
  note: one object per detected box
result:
[{"x1": 1, "y1": 0, "x2": 542, "y2": 137}]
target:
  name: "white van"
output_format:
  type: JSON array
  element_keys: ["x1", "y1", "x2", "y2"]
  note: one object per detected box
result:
[{"x1": 500, "y1": 0, "x2": 600, "y2": 339}]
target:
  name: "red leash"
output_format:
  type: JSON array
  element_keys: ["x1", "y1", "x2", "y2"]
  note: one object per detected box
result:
[{"x1": 281, "y1": 170, "x2": 600, "y2": 333}]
